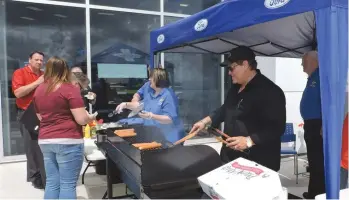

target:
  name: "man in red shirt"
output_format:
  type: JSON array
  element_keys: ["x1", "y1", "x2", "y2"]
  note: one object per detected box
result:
[
  {"x1": 12, "y1": 51, "x2": 45, "y2": 189},
  {"x1": 340, "y1": 113, "x2": 348, "y2": 189}
]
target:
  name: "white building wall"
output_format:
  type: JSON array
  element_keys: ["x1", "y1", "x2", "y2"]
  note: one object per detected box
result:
[{"x1": 257, "y1": 56, "x2": 307, "y2": 154}]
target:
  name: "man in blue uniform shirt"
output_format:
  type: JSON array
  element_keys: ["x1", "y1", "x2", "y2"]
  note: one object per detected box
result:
[{"x1": 300, "y1": 51, "x2": 325, "y2": 199}]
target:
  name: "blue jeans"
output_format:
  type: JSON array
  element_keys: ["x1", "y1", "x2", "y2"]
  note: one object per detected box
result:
[
  {"x1": 39, "y1": 144, "x2": 84, "y2": 199},
  {"x1": 340, "y1": 167, "x2": 348, "y2": 189}
]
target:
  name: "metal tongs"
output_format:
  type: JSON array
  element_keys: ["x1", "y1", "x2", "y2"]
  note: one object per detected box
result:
[
  {"x1": 108, "y1": 110, "x2": 119, "y2": 118},
  {"x1": 206, "y1": 126, "x2": 250, "y2": 154},
  {"x1": 128, "y1": 102, "x2": 144, "y2": 118},
  {"x1": 108, "y1": 102, "x2": 145, "y2": 118},
  {"x1": 173, "y1": 128, "x2": 202, "y2": 146},
  {"x1": 173, "y1": 125, "x2": 228, "y2": 146},
  {"x1": 205, "y1": 126, "x2": 230, "y2": 145}
]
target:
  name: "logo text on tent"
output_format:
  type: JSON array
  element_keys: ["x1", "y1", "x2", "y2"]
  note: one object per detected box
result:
[
  {"x1": 194, "y1": 19, "x2": 208, "y2": 32},
  {"x1": 157, "y1": 34, "x2": 165, "y2": 44},
  {"x1": 264, "y1": 0, "x2": 290, "y2": 9}
]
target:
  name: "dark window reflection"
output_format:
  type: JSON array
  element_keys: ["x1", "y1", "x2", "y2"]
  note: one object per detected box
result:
[
  {"x1": 164, "y1": 0, "x2": 220, "y2": 15},
  {"x1": 89, "y1": 9, "x2": 160, "y2": 120},
  {"x1": 90, "y1": 0, "x2": 160, "y2": 11},
  {"x1": 164, "y1": 17, "x2": 222, "y2": 132},
  {"x1": 1, "y1": 1, "x2": 86, "y2": 156}
]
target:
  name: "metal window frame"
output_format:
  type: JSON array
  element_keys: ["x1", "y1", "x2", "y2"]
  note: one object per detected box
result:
[
  {"x1": 0, "y1": 0, "x2": 5, "y2": 162},
  {"x1": 0, "y1": 0, "x2": 221, "y2": 162},
  {"x1": 0, "y1": 0, "x2": 27, "y2": 163}
]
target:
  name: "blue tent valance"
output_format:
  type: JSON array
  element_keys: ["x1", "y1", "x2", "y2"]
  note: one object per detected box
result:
[{"x1": 149, "y1": 0, "x2": 348, "y2": 199}]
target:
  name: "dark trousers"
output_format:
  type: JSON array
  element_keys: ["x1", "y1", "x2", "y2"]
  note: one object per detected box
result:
[
  {"x1": 304, "y1": 119, "x2": 325, "y2": 198},
  {"x1": 17, "y1": 110, "x2": 46, "y2": 186}
]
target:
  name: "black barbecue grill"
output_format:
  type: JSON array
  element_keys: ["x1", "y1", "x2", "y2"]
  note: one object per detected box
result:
[{"x1": 97, "y1": 124, "x2": 222, "y2": 199}]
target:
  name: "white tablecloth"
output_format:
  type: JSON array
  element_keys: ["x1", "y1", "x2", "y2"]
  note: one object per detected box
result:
[
  {"x1": 84, "y1": 138, "x2": 105, "y2": 161},
  {"x1": 184, "y1": 137, "x2": 222, "y2": 154}
]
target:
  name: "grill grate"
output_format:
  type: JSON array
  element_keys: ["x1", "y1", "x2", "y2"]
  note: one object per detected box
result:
[{"x1": 123, "y1": 136, "x2": 138, "y2": 144}]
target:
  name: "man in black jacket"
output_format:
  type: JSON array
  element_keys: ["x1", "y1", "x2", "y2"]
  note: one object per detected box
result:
[{"x1": 190, "y1": 46, "x2": 286, "y2": 171}]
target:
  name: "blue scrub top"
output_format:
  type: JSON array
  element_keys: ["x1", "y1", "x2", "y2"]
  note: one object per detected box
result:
[
  {"x1": 120, "y1": 81, "x2": 185, "y2": 144},
  {"x1": 300, "y1": 68, "x2": 322, "y2": 120}
]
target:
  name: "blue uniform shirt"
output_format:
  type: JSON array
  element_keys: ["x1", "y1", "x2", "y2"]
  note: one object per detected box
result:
[
  {"x1": 300, "y1": 68, "x2": 322, "y2": 120},
  {"x1": 120, "y1": 81, "x2": 185, "y2": 144}
]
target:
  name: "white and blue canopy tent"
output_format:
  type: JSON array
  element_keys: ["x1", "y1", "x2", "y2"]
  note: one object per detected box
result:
[{"x1": 149, "y1": 0, "x2": 348, "y2": 198}]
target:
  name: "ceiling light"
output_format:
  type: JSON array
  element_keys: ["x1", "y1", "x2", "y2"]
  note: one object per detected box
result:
[
  {"x1": 20, "y1": 17, "x2": 35, "y2": 21},
  {"x1": 98, "y1": 12, "x2": 114, "y2": 16},
  {"x1": 54, "y1": 14, "x2": 67, "y2": 18},
  {"x1": 180, "y1": 4, "x2": 189, "y2": 7},
  {"x1": 26, "y1": 6, "x2": 43, "y2": 11}
]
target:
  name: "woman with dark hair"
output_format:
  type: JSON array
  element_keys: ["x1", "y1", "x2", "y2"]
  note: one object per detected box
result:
[
  {"x1": 69, "y1": 66, "x2": 97, "y2": 109},
  {"x1": 33, "y1": 57, "x2": 97, "y2": 199},
  {"x1": 115, "y1": 68, "x2": 184, "y2": 144},
  {"x1": 70, "y1": 72, "x2": 96, "y2": 108}
]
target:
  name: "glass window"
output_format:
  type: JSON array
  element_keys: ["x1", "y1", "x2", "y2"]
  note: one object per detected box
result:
[
  {"x1": 90, "y1": 9, "x2": 160, "y2": 120},
  {"x1": 0, "y1": 1, "x2": 86, "y2": 157},
  {"x1": 164, "y1": 0, "x2": 220, "y2": 15},
  {"x1": 164, "y1": 16, "x2": 182, "y2": 25},
  {"x1": 90, "y1": 0, "x2": 160, "y2": 11},
  {"x1": 163, "y1": 16, "x2": 222, "y2": 132}
]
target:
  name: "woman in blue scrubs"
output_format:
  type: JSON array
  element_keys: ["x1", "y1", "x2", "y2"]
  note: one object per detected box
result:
[{"x1": 115, "y1": 68, "x2": 185, "y2": 144}]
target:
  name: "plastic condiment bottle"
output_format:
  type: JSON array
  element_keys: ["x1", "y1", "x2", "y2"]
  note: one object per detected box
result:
[{"x1": 84, "y1": 124, "x2": 91, "y2": 138}]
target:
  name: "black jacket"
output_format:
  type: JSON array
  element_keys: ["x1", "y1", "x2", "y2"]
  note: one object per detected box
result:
[{"x1": 210, "y1": 70, "x2": 286, "y2": 171}]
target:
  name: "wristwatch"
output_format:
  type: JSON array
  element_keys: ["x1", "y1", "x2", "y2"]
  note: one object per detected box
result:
[{"x1": 246, "y1": 137, "x2": 253, "y2": 148}]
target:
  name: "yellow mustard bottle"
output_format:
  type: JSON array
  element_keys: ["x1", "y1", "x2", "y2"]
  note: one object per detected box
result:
[{"x1": 84, "y1": 124, "x2": 91, "y2": 138}]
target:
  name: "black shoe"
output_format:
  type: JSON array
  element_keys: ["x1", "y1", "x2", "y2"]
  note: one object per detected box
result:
[
  {"x1": 302, "y1": 192, "x2": 309, "y2": 199},
  {"x1": 32, "y1": 182, "x2": 44, "y2": 189},
  {"x1": 303, "y1": 192, "x2": 315, "y2": 199},
  {"x1": 32, "y1": 179, "x2": 44, "y2": 189}
]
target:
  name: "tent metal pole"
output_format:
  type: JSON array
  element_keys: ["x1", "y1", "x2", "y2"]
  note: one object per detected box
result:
[
  {"x1": 269, "y1": 44, "x2": 312, "y2": 56},
  {"x1": 187, "y1": 44, "x2": 217, "y2": 54},
  {"x1": 220, "y1": 54, "x2": 225, "y2": 131},
  {"x1": 270, "y1": 42, "x2": 304, "y2": 55},
  {"x1": 218, "y1": 39, "x2": 269, "y2": 56},
  {"x1": 248, "y1": 41, "x2": 271, "y2": 48},
  {"x1": 189, "y1": 37, "x2": 219, "y2": 45},
  {"x1": 160, "y1": 0, "x2": 164, "y2": 68}
]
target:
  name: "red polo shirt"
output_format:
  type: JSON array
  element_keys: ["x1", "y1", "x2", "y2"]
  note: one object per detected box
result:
[
  {"x1": 12, "y1": 65, "x2": 43, "y2": 110},
  {"x1": 341, "y1": 114, "x2": 348, "y2": 169}
]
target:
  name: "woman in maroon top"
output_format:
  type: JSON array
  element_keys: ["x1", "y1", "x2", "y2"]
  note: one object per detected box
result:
[{"x1": 33, "y1": 57, "x2": 96, "y2": 199}]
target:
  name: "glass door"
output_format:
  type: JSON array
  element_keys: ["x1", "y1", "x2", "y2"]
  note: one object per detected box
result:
[{"x1": 0, "y1": 0, "x2": 86, "y2": 162}]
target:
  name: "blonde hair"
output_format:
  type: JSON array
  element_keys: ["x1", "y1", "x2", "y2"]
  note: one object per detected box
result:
[
  {"x1": 44, "y1": 56, "x2": 70, "y2": 93},
  {"x1": 150, "y1": 68, "x2": 170, "y2": 88}
]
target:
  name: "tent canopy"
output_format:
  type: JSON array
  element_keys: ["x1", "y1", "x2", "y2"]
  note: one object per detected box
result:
[
  {"x1": 149, "y1": 0, "x2": 348, "y2": 199},
  {"x1": 151, "y1": 0, "x2": 345, "y2": 57}
]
